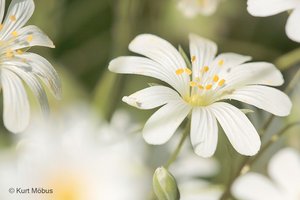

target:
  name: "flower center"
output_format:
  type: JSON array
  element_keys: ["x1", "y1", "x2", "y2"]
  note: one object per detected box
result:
[
  {"x1": 0, "y1": 16, "x2": 33, "y2": 62},
  {"x1": 45, "y1": 170, "x2": 86, "y2": 200},
  {"x1": 176, "y1": 56, "x2": 226, "y2": 106}
]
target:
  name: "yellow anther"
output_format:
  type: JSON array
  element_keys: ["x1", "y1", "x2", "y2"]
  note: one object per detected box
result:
[
  {"x1": 12, "y1": 31, "x2": 18, "y2": 37},
  {"x1": 218, "y1": 79, "x2": 226, "y2": 86},
  {"x1": 198, "y1": 85, "x2": 204, "y2": 90},
  {"x1": 175, "y1": 68, "x2": 184, "y2": 75},
  {"x1": 10, "y1": 15, "x2": 16, "y2": 21},
  {"x1": 0, "y1": 24, "x2": 3, "y2": 31},
  {"x1": 184, "y1": 68, "x2": 192, "y2": 75},
  {"x1": 6, "y1": 50, "x2": 14, "y2": 58},
  {"x1": 189, "y1": 81, "x2": 197, "y2": 87},
  {"x1": 203, "y1": 66, "x2": 209, "y2": 72},
  {"x1": 218, "y1": 59, "x2": 224, "y2": 66},
  {"x1": 27, "y1": 35, "x2": 33, "y2": 42},
  {"x1": 191, "y1": 56, "x2": 196, "y2": 62},
  {"x1": 16, "y1": 49, "x2": 23, "y2": 54},
  {"x1": 205, "y1": 84, "x2": 212, "y2": 90},
  {"x1": 213, "y1": 75, "x2": 219, "y2": 82}
]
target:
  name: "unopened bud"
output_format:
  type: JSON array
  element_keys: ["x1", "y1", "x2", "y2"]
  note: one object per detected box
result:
[{"x1": 152, "y1": 167, "x2": 180, "y2": 200}]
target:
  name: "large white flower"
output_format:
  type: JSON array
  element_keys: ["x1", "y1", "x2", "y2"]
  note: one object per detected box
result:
[
  {"x1": 0, "y1": 0, "x2": 61, "y2": 133},
  {"x1": 247, "y1": 0, "x2": 300, "y2": 42},
  {"x1": 232, "y1": 148, "x2": 300, "y2": 200},
  {"x1": 0, "y1": 107, "x2": 150, "y2": 200},
  {"x1": 177, "y1": 0, "x2": 221, "y2": 17},
  {"x1": 109, "y1": 34, "x2": 292, "y2": 157}
]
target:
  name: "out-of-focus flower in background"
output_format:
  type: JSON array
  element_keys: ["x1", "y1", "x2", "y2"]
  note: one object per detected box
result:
[
  {"x1": 177, "y1": 0, "x2": 221, "y2": 18},
  {"x1": 247, "y1": 0, "x2": 300, "y2": 42},
  {"x1": 169, "y1": 137, "x2": 222, "y2": 200},
  {"x1": 0, "y1": 106, "x2": 151, "y2": 200},
  {"x1": 0, "y1": 0, "x2": 61, "y2": 133},
  {"x1": 232, "y1": 148, "x2": 300, "y2": 200},
  {"x1": 109, "y1": 33, "x2": 291, "y2": 157}
]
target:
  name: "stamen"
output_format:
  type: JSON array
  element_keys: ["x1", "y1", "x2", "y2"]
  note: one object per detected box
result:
[
  {"x1": 6, "y1": 50, "x2": 14, "y2": 58},
  {"x1": 0, "y1": 24, "x2": 3, "y2": 31},
  {"x1": 213, "y1": 75, "x2": 219, "y2": 82},
  {"x1": 16, "y1": 49, "x2": 23, "y2": 54},
  {"x1": 218, "y1": 79, "x2": 225, "y2": 86},
  {"x1": 27, "y1": 35, "x2": 33, "y2": 42},
  {"x1": 12, "y1": 31, "x2": 18, "y2": 37},
  {"x1": 203, "y1": 66, "x2": 209, "y2": 72},
  {"x1": 191, "y1": 56, "x2": 196, "y2": 63},
  {"x1": 205, "y1": 84, "x2": 212, "y2": 90},
  {"x1": 10, "y1": 15, "x2": 16, "y2": 21},
  {"x1": 218, "y1": 60, "x2": 224, "y2": 66},
  {"x1": 198, "y1": 85, "x2": 204, "y2": 90},
  {"x1": 175, "y1": 68, "x2": 184, "y2": 75},
  {"x1": 184, "y1": 68, "x2": 192, "y2": 75},
  {"x1": 189, "y1": 81, "x2": 197, "y2": 87}
]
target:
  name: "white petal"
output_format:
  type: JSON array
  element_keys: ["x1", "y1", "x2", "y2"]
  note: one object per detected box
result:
[
  {"x1": 232, "y1": 173, "x2": 283, "y2": 200},
  {"x1": 171, "y1": 155, "x2": 219, "y2": 178},
  {"x1": 143, "y1": 100, "x2": 191, "y2": 144},
  {"x1": 190, "y1": 107, "x2": 218, "y2": 157},
  {"x1": 16, "y1": 53, "x2": 61, "y2": 99},
  {"x1": 0, "y1": 0, "x2": 5, "y2": 23},
  {"x1": 122, "y1": 86, "x2": 181, "y2": 110},
  {"x1": 286, "y1": 7, "x2": 300, "y2": 43},
  {"x1": 0, "y1": 0, "x2": 34, "y2": 40},
  {"x1": 189, "y1": 34, "x2": 217, "y2": 79},
  {"x1": 128, "y1": 34, "x2": 190, "y2": 96},
  {"x1": 212, "y1": 53, "x2": 252, "y2": 71},
  {"x1": 4, "y1": 65, "x2": 49, "y2": 115},
  {"x1": 180, "y1": 180, "x2": 222, "y2": 200},
  {"x1": 247, "y1": 0, "x2": 298, "y2": 17},
  {"x1": 210, "y1": 102, "x2": 261, "y2": 156},
  {"x1": 268, "y1": 148, "x2": 300, "y2": 197},
  {"x1": 8, "y1": 25, "x2": 55, "y2": 50},
  {"x1": 220, "y1": 62, "x2": 284, "y2": 92},
  {"x1": 177, "y1": 0, "x2": 220, "y2": 17},
  {"x1": 109, "y1": 56, "x2": 188, "y2": 96},
  {"x1": 1, "y1": 68, "x2": 30, "y2": 133},
  {"x1": 221, "y1": 85, "x2": 292, "y2": 117}
]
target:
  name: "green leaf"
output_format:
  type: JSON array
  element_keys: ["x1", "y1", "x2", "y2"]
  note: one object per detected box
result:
[{"x1": 178, "y1": 45, "x2": 192, "y2": 69}]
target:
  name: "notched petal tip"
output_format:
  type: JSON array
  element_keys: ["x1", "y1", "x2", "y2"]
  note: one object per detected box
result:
[
  {"x1": 122, "y1": 96, "x2": 142, "y2": 108},
  {"x1": 193, "y1": 143, "x2": 215, "y2": 158},
  {"x1": 128, "y1": 33, "x2": 157, "y2": 51}
]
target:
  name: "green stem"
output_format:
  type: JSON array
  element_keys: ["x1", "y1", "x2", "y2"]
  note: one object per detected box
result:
[
  {"x1": 165, "y1": 122, "x2": 190, "y2": 169},
  {"x1": 220, "y1": 122, "x2": 300, "y2": 200}
]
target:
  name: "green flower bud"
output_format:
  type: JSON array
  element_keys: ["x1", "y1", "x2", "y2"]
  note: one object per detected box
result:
[{"x1": 152, "y1": 167, "x2": 180, "y2": 200}]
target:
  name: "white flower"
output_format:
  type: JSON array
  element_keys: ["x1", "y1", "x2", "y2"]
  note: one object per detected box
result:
[
  {"x1": 0, "y1": 0, "x2": 61, "y2": 133},
  {"x1": 0, "y1": 107, "x2": 150, "y2": 200},
  {"x1": 177, "y1": 0, "x2": 221, "y2": 17},
  {"x1": 109, "y1": 33, "x2": 292, "y2": 157},
  {"x1": 247, "y1": 0, "x2": 300, "y2": 42},
  {"x1": 232, "y1": 148, "x2": 300, "y2": 200}
]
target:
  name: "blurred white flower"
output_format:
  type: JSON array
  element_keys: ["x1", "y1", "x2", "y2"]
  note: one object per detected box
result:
[
  {"x1": 0, "y1": 0, "x2": 61, "y2": 133},
  {"x1": 0, "y1": 107, "x2": 150, "y2": 200},
  {"x1": 177, "y1": 0, "x2": 221, "y2": 17},
  {"x1": 247, "y1": 0, "x2": 300, "y2": 42},
  {"x1": 169, "y1": 139, "x2": 222, "y2": 200},
  {"x1": 232, "y1": 148, "x2": 300, "y2": 200},
  {"x1": 109, "y1": 33, "x2": 291, "y2": 157}
]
